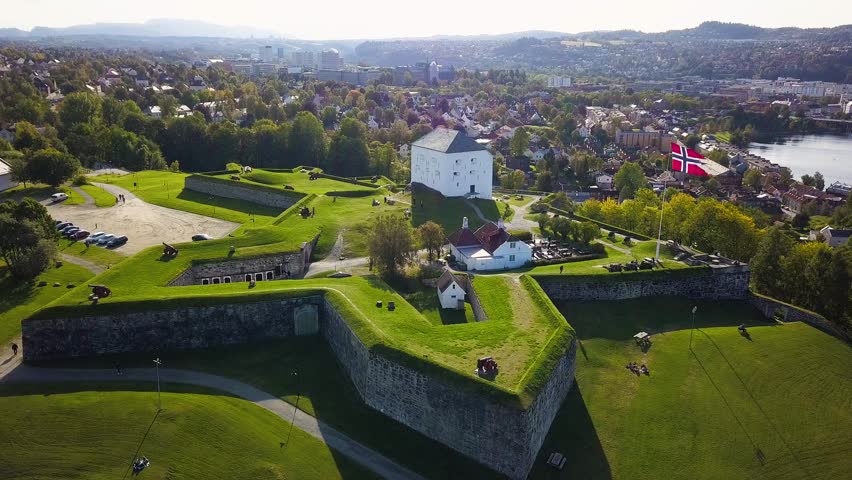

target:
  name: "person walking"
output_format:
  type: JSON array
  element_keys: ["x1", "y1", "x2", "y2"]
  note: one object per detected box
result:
[
  {"x1": 114, "y1": 362, "x2": 123, "y2": 375},
  {"x1": 559, "y1": 265, "x2": 564, "y2": 274},
  {"x1": 11, "y1": 343, "x2": 18, "y2": 356}
]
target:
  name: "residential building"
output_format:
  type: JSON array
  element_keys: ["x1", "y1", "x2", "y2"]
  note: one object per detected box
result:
[
  {"x1": 290, "y1": 51, "x2": 315, "y2": 68},
  {"x1": 0, "y1": 158, "x2": 18, "y2": 192},
  {"x1": 546, "y1": 76, "x2": 572, "y2": 88},
  {"x1": 145, "y1": 106, "x2": 162, "y2": 119},
  {"x1": 811, "y1": 226, "x2": 852, "y2": 247},
  {"x1": 260, "y1": 45, "x2": 274, "y2": 63},
  {"x1": 436, "y1": 270, "x2": 466, "y2": 309},
  {"x1": 827, "y1": 181, "x2": 852, "y2": 197},
  {"x1": 447, "y1": 217, "x2": 533, "y2": 271},
  {"x1": 411, "y1": 128, "x2": 493, "y2": 199},
  {"x1": 615, "y1": 129, "x2": 673, "y2": 153},
  {"x1": 596, "y1": 174, "x2": 614, "y2": 190},
  {"x1": 189, "y1": 75, "x2": 208, "y2": 91},
  {"x1": 315, "y1": 69, "x2": 381, "y2": 86}
]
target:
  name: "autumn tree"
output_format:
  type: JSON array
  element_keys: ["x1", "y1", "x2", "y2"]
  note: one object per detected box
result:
[
  {"x1": 368, "y1": 214, "x2": 417, "y2": 276},
  {"x1": 417, "y1": 221, "x2": 445, "y2": 261}
]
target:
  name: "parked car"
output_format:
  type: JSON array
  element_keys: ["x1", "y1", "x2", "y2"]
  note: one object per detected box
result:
[
  {"x1": 50, "y1": 192, "x2": 69, "y2": 203},
  {"x1": 72, "y1": 230, "x2": 90, "y2": 240},
  {"x1": 56, "y1": 222, "x2": 73, "y2": 230},
  {"x1": 89, "y1": 231, "x2": 105, "y2": 239},
  {"x1": 63, "y1": 227, "x2": 81, "y2": 237},
  {"x1": 96, "y1": 234, "x2": 116, "y2": 246},
  {"x1": 107, "y1": 235, "x2": 128, "y2": 248},
  {"x1": 54, "y1": 219, "x2": 65, "y2": 225},
  {"x1": 59, "y1": 225, "x2": 77, "y2": 234},
  {"x1": 192, "y1": 234, "x2": 213, "y2": 241}
]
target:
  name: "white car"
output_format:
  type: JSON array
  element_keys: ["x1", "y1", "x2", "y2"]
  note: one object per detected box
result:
[{"x1": 50, "y1": 192, "x2": 69, "y2": 203}]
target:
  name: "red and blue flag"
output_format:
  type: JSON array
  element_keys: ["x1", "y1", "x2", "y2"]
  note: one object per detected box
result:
[{"x1": 670, "y1": 143, "x2": 708, "y2": 177}]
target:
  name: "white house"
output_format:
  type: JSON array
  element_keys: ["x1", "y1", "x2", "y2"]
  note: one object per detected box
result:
[
  {"x1": 810, "y1": 225, "x2": 852, "y2": 247},
  {"x1": 145, "y1": 106, "x2": 162, "y2": 119},
  {"x1": 447, "y1": 217, "x2": 533, "y2": 271},
  {"x1": 595, "y1": 174, "x2": 613, "y2": 190},
  {"x1": 410, "y1": 128, "x2": 493, "y2": 199},
  {"x1": 436, "y1": 270, "x2": 466, "y2": 309},
  {"x1": 0, "y1": 158, "x2": 18, "y2": 192}
]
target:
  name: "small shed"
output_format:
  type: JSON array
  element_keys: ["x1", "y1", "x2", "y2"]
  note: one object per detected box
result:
[{"x1": 436, "y1": 270, "x2": 466, "y2": 310}]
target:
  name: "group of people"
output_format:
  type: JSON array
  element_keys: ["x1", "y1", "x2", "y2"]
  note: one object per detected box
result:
[
  {"x1": 625, "y1": 361, "x2": 650, "y2": 376},
  {"x1": 116, "y1": 194, "x2": 127, "y2": 204}
]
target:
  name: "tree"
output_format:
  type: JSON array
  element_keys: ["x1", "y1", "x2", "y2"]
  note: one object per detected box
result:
[
  {"x1": 368, "y1": 214, "x2": 416, "y2": 276},
  {"x1": 535, "y1": 170, "x2": 553, "y2": 192},
  {"x1": 13, "y1": 121, "x2": 48, "y2": 152},
  {"x1": 509, "y1": 127, "x2": 530, "y2": 157},
  {"x1": 290, "y1": 112, "x2": 327, "y2": 168},
  {"x1": 549, "y1": 192, "x2": 573, "y2": 212},
  {"x1": 536, "y1": 213, "x2": 550, "y2": 237},
  {"x1": 26, "y1": 148, "x2": 80, "y2": 186},
  {"x1": 417, "y1": 221, "x2": 445, "y2": 261},
  {"x1": 59, "y1": 92, "x2": 102, "y2": 128},
  {"x1": 801, "y1": 174, "x2": 815, "y2": 187},
  {"x1": 320, "y1": 106, "x2": 338, "y2": 128},
  {"x1": 749, "y1": 226, "x2": 792, "y2": 297},
  {"x1": 684, "y1": 134, "x2": 700, "y2": 149},
  {"x1": 575, "y1": 221, "x2": 600, "y2": 245},
  {"x1": 814, "y1": 171, "x2": 825, "y2": 191},
  {"x1": 500, "y1": 169, "x2": 526, "y2": 190},
  {"x1": 779, "y1": 167, "x2": 793, "y2": 188},
  {"x1": 707, "y1": 150, "x2": 730, "y2": 167},
  {"x1": 743, "y1": 168, "x2": 762, "y2": 190},
  {"x1": 0, "y1": 198, "x2": 58, "y2": 279},
  {"x1": 328, "y1": 118, "x2": 370, "y2": 176},
  {"x1": 8, "y1": 158, "x2": 29, "y2": 186},
  {"x1": 549, "y1": 216, "x2": 572, "y2": 240},
  {"x1": 792, "y1": 213, "x2": 810, "y2": 230},
  {"x1": 613, "y1": 162, "x2": 647, "y2": 200}
]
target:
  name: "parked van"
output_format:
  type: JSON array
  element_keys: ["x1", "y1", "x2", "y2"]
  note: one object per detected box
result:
[{"x1": 50, "y1": 192, "x2": 69, "y2": 203}]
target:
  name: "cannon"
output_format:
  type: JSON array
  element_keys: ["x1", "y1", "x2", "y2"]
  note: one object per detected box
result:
[
  {"x1": 639, "y1": 258, "x2": 656, "y2": 270},
  {"x1": 300, "y1": 206, "x2": 311, "y2": 218},
  {"x1": 624, "y1": 260, "x2": 639, "y2": 271},
  {"x1": 162, "y1": 242, "x2": 178, "y2": 257},
  {"x1": 476, "y1": 356, "x2": 499, "y2": 377},
  {"x1": 89, "y1": 284, "x2": 112, "y2": 299},
  {"x1": 229, "y1": 175, "x2": 241, "y2": 181},
  {"x1": 606, "y1": 263, "x2": 623, "y2": 272}
]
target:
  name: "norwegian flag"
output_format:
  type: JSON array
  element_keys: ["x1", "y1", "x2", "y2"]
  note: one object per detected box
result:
[{"x1": 670, "y1": 143, "x2": 709, "y2": 177}]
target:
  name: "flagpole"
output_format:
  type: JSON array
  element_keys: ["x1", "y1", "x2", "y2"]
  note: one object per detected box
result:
[{"x1": 655, "y1": 187, "x2": 666, "y2": 262}]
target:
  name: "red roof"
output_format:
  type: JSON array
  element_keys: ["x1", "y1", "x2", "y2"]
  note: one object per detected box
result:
[{"x1": 447, "y1": 228, "x2": 480, "y2": 247}]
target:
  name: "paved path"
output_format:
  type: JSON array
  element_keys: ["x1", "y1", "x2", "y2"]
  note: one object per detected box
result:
[
  {"x1": 59, "y1": 253, "x2": 107, "y2": 274},
  {"x1": 71, "y1": 186, "x2": 94, "y2": 206},
  {"x1": 0, "y1": 364, "x2": 426, "y2": 480},
  {"x1": 504, "y1": 198, "x2": 540, "y2": 231}
]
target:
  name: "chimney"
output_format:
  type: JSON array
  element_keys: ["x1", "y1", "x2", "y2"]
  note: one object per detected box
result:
[
  {"x1": 497, "y1": 218, "x2": 505, "y2": 230},
  {"x1": 462, "y1": 217, "x2": 469, "y2": 229}
]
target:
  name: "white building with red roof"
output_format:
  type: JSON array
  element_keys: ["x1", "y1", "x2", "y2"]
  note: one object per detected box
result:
[{"x1": 447, "y1": 217, "x2": 532, "y2": 271}]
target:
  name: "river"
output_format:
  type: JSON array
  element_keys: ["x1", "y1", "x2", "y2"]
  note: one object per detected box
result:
[{"x1": 749, "y1": 133, "x2": 852, "y2": 186}]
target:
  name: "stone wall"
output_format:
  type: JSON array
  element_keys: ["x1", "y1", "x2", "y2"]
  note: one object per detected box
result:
[
  {"x1": 184, "y1": 175, "x2": 303, "y2": 209},
  {"x1": 22, "y1": 296, "x2": 323, "y2": 361},
  {"x1": 320, "y1": 298, "x2": 575, "y2": 479},
  {"x1": 749, "y1": 293, "x2": 851, "y2": 342},
  {"x1": 169, "y1": 235, "x2": 319, "y2": 286},
  {"x1": 535, "y1": 266, "x2": 750, "y2": 301}
]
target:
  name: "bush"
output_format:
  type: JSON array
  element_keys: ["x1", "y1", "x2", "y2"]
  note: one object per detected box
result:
[
  {"x1": 71, "y1": 174, "x2": 89, "y2": 186},
  {"x1": 509, "y1": 229, "x2": 533, "y2": 242},
  {"x1": 530, "y1": 202, "x2": 549, "y2": 214}
]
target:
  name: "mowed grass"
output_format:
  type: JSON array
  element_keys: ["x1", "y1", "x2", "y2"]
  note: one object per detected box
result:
[
  {"x1": 410, "y1": 188, "x2": 505, "y2": 233},
  {"x1": 58, "y1": 238, "x2": 128, "y2": 265},
  {"x1": 0, "y1": 263, "x2": 93, "y2": 344},
  {"x1": 89, "y1": 171, "x2": 282, "y2": 226},
  {"x1": 40, "y1": 338, "x2": 499, "y2": 480},
  {"x1": 530, "y1": 298, "x2": 852, "y2": 480},
  {"x1": 79, "y1": 183, "x2": 117, "y2": 207},
  {"x1": 527, "y1": 241, "x2": 687, "y2": 275},
  {"x1": 0, "y1": 383, "x2": 377, "y2": 480},
  {"x1": 237, "y1": 169, "x2": 378, "y2": 195}
]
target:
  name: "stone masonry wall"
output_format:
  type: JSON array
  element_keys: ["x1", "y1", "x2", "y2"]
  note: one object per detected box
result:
[
  {"x1": 749, "y1": 293, "x2": 851, "y2": 343},
  {"x1": 320, "y1": 299, "x2": 575, "y2": 479},
  {"x1": 535, "y1": 266, "x2": 750, "y2": 301},
  {"x1": 185, "y1": 175, "x2": 302, "y2": 209},
  {"x1": 22, "y1": 296, "x2": 323, "y2": 361}
]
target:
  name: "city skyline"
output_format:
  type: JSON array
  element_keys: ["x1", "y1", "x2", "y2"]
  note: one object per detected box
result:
[{"x1": 5, "y1": 0, "x2": 852, "y2": 40}]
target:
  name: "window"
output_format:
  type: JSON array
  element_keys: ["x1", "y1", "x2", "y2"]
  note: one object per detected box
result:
[
  {"x1": 255, "y1": 273, "x2": 263, "y2": 281},
  {"x1": 212, "y1": 277, "x2": 221, "y2": 285},
  {"x1": 223, "y1": 276, "x2": 231, "y2": 284},
  {"x1": 510, "y1": 242, "x2": 516, "y2": 249},
  {"x1": 245, "y1": 274, "x2": 252, "y2": 282},
  {"x1": 471, "y1": 158, "x2": 475, "y2": 163},
  {"x1": 453, "y1": 171, "x2": 459, "y2": 176},
  {"x1": 201, "y1": 278, "x2": 209, "y2": 285},
  {"x1": 451, "y1": 295, "x2": 456, "y2": 299},
  {"x1": 509, "y1": 255, "x2": 516, "y2": 262},
  {"x1": 265, "y1": 271, "x2": 274, "y2": 280},
  {"x1": 451, "y1": 284, "x2": 455, "y2": 289}
]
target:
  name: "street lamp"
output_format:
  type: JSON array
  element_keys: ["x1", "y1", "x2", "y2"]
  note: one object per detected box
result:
[
  {"x1": 284, "y1": 370, "x2": 300, "y2": 447},
  {"x1": 689, "y1": 306, "x2": 698, "y2": 350},
  {"x1": 153, "y1": 358, "x2": 162, "y2": 411}
]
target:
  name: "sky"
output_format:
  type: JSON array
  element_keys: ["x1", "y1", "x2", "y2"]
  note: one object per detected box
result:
[{"x1": 6, "y1": 0, "x2": 852, "y2": 40}]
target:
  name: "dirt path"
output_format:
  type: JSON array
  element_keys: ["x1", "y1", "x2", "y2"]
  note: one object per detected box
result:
[
  {"x1": 0, "y1": 363, "x2": 426, "y2": 480},
  {"x1": 44, "y1": 183, "x2": 239, "y2": 255},
  {"x1": 59, "y1": 253, "x2": 106, "y2": 274}
]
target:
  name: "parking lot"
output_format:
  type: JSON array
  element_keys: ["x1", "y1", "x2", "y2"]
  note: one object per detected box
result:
[{"x1": 44, "y1": 183, "x2": 240, "y2": 255}]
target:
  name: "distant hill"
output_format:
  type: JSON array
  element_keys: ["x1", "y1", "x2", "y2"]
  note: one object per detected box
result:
[{"x1": 2, "y1": 19, "x2": 282, "y2": 39}]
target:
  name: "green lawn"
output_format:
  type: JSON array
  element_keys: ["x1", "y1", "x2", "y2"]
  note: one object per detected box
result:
[
  {"x1": 411, "y1": 187, "x2": 504, "y2": 233},
  {"x1": 523, "y1": 241, "x2": 688, "y2": 276},
  {"x1": 0, "y1": 263, "x2": 93, "y2": 344},
  {"x1": 237, "y1": 169, "x2": 379, "y2": 195},
  {"x1": 79, "y1": 183, "x2": 117, "y2": 207},
  {"x1": 89, "y1": 171, "x2": 282, "y2": 226},
  {"x1": 385, "y1": 276, "x2": 477, "y2": 326},
  {"x1": 58, "y1": 238, "x2": 127, "y2": 266},
  {"x1": 714, "y1": 131, "x2": 732, "y2": 143},
  {"x1": 0, "y1": 382, "x2": 376, "y2": 480},
  {"x1": 530, "y1": 298, "x2": 852, "y2": 480},
  {"x1": 38, "y1": 338, "x2": 499, "y2": 480}
]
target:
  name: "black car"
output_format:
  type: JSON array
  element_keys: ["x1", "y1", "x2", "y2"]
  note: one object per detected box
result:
[
  {"x1": 192, "y1": 234, "x2": 213, "y2": 241},
  {"x1": 106, "y1": 235, "x2": 128, "y2": 248},
  {"x1": 63, "y1": 227, "x2": 81, "y2": 238},
  {"x1": 59, "y1": 225, "x2": 78, "y2": 234},
  {"x1": 57, "y1": 222, "x2": 73, "y2": 230}
]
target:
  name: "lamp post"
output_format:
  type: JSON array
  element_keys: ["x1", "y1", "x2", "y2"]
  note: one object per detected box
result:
[
  {"x1": 284, "y1": 370, "x2": 300, "y2": 447},
  {"x1": 689, "y1": 306, "x2": 698, "y2": 350},
  {"x1": 153, "y1": 358, "x2": 162, "y2": 411}
]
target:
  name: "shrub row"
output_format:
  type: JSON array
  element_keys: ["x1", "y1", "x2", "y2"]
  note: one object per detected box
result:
[
  {"x1": 315, "y1": 172, "x2": 382, "y2": 188},
  {"x1": 326, "y1": 190, "x2": 377, "y2": 198}
]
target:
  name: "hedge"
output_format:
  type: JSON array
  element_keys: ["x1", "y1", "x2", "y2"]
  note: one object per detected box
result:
[
  {"x1": 199, "y1": 169, "x2": 241, "y2": 176},
  {"x1": 494, "y1": 187, "x2": 546, "y2": 196},
  {"x1": 547, "y1": 206, "x2": 652, "y2": 241},
  {"x1": 316, "y1": 172, "x2": 382, "y2": 189},
  {"x1": 326, "y1": 190, "x2": 377, "y2": 198}
]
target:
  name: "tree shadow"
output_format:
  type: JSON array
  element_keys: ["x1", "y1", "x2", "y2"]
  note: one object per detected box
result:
[{"x1": 529, "y1": 384, "x2": 612, "y2": 479}]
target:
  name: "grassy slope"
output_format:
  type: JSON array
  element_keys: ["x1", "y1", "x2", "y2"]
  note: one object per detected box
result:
[
  {"x1": 58, "y1": 238, "x2": 127, "y2": 266},
  {"x1": 238, "y1": 169, "x2": 378, "y2": 194},
  {"x1": 38, "y1": 338, "x2": 499, "y2": 480},
  {"x1": 79, "y1": 183, "x2": 117, "y2": 207},
  {"x1": 0, "y1": 383, "x2": 376, "y2": 480},
  {"x1": 89, "y1": 171, "x2": 282, "y2": 226},
  {"x1": 0, "y1": 263, "x2": 93, "y2": 344},
  {"x1": 410, "y1": 188, "x2": 504, "y2": 233},
  {"x1": 531, "y1": 298, "x2": 852, "y2": 480}
]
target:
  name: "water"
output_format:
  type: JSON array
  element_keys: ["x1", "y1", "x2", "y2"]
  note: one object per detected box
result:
[{"x1": 749, "y1": 133, "x2": 852, "y2": 185}]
